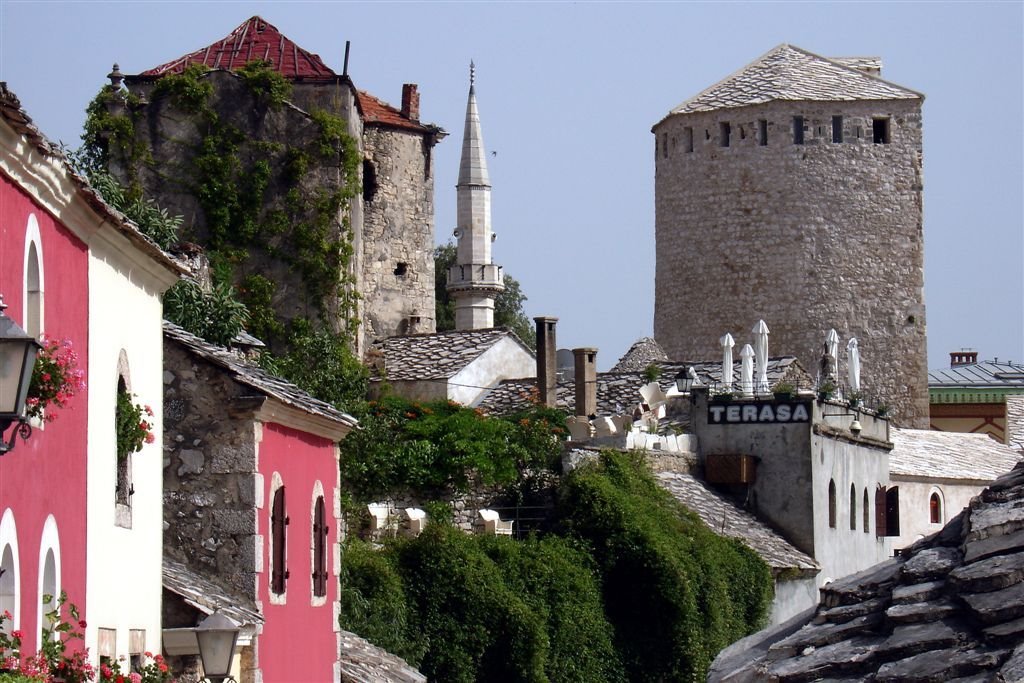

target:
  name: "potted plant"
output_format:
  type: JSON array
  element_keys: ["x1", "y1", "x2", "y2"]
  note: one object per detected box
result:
[
  {"x1": 818, "y1": 379, "x2": 836, "y2": 402},
  {"x1": 847, "y1": 391, "x2": 863, "y2": 408},
  {"x1": 711, "y1": 389, "x2": 734, "y2": 402},
  {"x1": 772, "y1": 382, "x2": 796, "y2": 400}
]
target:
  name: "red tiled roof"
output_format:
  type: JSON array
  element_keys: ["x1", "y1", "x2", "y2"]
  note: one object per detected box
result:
[
  {"x1": 355, "y1": 90, "x2": 429, "y2": 133},
  {"x1": 140, "y1": 16, "x2": 337, "y2": 80}
]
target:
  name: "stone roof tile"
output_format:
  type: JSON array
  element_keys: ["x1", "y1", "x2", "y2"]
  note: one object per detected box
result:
[
  {"x1": 610, "y1": 337, "x2": 669, "y2": 373},
  {"x1": 889, "y1": 428, "x2": 1021, "y2": 482},
  {"x1": 373, "y1": 328, "x2": 532, "y2": 381},
  {"x1": 658, "y1": 471, "x2": 819, "y2": 577},
  {"x1": 662, "y1": 44, "x2": 921, "y2": 119},
  {"x1": 163, "y1": 558, "x2": 262, "y2": 627},
  {"x1": 164, "y1": 321, "x2": 357, "y2": 428},
  {"x1": 338, "y1": 630, "x2": 426, "y2": 683},
  {"x1": 709, "y1": 457, "x2": 1024, "y2": 682}
]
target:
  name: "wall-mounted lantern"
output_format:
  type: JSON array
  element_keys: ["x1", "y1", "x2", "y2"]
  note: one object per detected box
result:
[
  {"x1": 0, "y1": 295, "x2": 40, "y2": 455},
  {"x1": 195, "y1": 611, "x2": 240, "y2": 683}
]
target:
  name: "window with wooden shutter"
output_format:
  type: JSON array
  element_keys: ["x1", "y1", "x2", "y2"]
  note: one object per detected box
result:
[
  {"x1": 875, "y1": 485, "x2": 887, "y2": 538},
  {"x1": 313, "y1": 496, "x2": 328, "y2": 598},
  {"x1": 828, "y1": 479, "x2": 837, "y2": 529},
  {"x1": 885, "y1": 486, "x2": 901, "y2": 537},
  {"x1": 271, "y1": 486, "x2": 288, "y2": 595}
]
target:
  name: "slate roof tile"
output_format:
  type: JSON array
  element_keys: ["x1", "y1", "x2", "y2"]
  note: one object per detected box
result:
[
  {"x1": 709, "y1": 457, "x2": 1024, "y2": 682},
  {"x1": 889, "y1": 428, "x2": 1021, "y2": 481},
  {"x1": 164, "y1": 321, "x2": 356, "y2": 428},
  {"x1": 610, "y1": 337, "x2": 669, "y2": 373},
  {"x1": 338, "y1": 630, "x2": 426, "y2": 683},
  {"x1": 163, "y1": 558, "x2": 262, "y2": 627},
  {"x1": 372, "y1": 328, "x2": 532, "y2": 382},
  {"x1": 661, "y1": 44, "x2": 921, "y2": 120}
]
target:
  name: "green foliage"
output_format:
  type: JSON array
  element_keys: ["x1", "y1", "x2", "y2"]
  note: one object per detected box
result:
[
  {"x1": 87, "y1": 170, "x2": 182, "y2": 249},
  {"x1": 434, "y1": 242, "x2": 536, "y2": 350},
  {"x1": 79, "y1": 87, "x2": 146, "y2": 187},
  {"x1": 557, "y1": 450, "x2": 773, "y2": 681},
  {"x1": 642, "y1": 363, "x2": 662, "y2": 383},
  {"x1": 163, "y1": 278, "x2": 249, "y2": 347},
  {"x1": 258, "y1": 317, "x2": 368, "y2": 414},
  {"x1": 151, "y1": 63, "x2": 213, "y2": 114},
  {"x1": 116, "y1": 389, "x2": 154, "y2": 459},
  {"x1": 340, "y1": 395, "x2": 566, "y2": 501},
  {"x1": 237, "y1": 60, "x2": 292, "y2": 108}
]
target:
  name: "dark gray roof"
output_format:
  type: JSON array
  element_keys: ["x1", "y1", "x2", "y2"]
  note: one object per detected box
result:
[
  {"x1": 162, "y1": 558, "x2": 262, "y2": 627},
  {"x1": 164, "y1": 321, "x2": 357, "y2": 428},
  {"x1": 611, "y1": 337, "x2": 669, "y2": 373},
  {"x1": 372, "y1": 328, "x2": 532, "y2": 381},
  {"x1": 709, "y1": 458, "x2": 1024, "y2": 682},
  {"x1": 477, "y1": 357, "x2": 807, "y2": 416},
  {"x1": 890, "y1": 428, "x2": 1022, "y2": 482},
  {"x1": 338, "y1": 630, "x2": 426, "y2": 683},
  {"x1": 929, "y1": 359, "x2": 1024, "y2": 390},
  {"x1": 662, "y1": 44, "x2": 921, "y2": 119},
  {"x1": 658, "y1": 472, "x2": 819, "y2": 578}
]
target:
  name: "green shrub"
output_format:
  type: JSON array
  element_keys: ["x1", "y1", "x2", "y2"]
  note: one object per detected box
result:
[{"x1": 556, "y1": 450, "x2": 773, "y2": 681}]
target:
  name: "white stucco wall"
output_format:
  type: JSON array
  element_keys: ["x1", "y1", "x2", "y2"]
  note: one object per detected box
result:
[
  {"x1": 811, "y1": 432, "x2": 891, "y2": 587},
  {"x1": 890, "y1": 477, "x2": 985, "y2": 550},
  {"x1": 454, "y1": 337, "x2": 535, "y2": 406},
  {"x1": 85, "y1": 233, "x2": 168, "y2": 660},
  {"x1": 770, "y1": 576, "x2": 818, "y2": 626}
]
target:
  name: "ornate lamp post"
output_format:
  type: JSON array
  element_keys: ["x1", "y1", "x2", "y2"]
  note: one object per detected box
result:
[
  {"x1": 0, "y1": 295, "x2": 40, "y2": 455},
  {"x1": 195, "y1": 611, "x2": 240, "y2": 683}
]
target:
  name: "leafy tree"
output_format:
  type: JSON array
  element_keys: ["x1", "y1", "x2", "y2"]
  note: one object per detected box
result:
[
  {"x1": 434, "y1": 242, "x2": 536, "y2": 350},
  {"x1": 163, "y1": 279, "x2": 249, "y2": 347}
]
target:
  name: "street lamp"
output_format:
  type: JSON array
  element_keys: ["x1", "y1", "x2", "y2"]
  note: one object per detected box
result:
[
  {"x1": 195, "y1": 611, "x2": 240, "y2": 683},
  {"x1": 0, "y1": 295, "x2": 40, "y2": 455}
]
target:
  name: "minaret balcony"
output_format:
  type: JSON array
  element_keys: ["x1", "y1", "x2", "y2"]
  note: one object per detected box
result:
[{"x1": 446, "y1": 263, "x2": 505, "y2": 293}]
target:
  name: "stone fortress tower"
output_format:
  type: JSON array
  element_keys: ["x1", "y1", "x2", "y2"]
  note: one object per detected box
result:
[
  {"x1": 652, "y1": 44, "x2": 929, "y2": 427},
  {"x1": 446, "y1": 63, "x2": 504, "y2": 330}
]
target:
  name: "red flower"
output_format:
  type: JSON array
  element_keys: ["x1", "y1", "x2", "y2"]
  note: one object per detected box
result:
[
  {"x1": 159, "y1": 663, "x2": 168, "y2": 672},
  {"x1": 144, "y1": 433, "x2": 155, "y2": 444},
  {"x1": 78, "y1": 619, "x2": 87, "y2": 628},
  {"x1": 11, "y1": 630, "x2": 22, "y2": 640}
]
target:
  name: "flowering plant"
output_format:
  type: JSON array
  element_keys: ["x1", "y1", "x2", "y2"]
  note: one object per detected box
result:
[
  {"x1": 116, "y1": 392, "x2": 155, "y2": 460},
  {"x1": 0, "y1": 592, "x2": 95, "y2": 682},
  {"x1": 98, "y1": 652, "x2": 173, "y2": 683},
  {"x1": 26, "y1": 336, "x2": 86, "y2": 422}
]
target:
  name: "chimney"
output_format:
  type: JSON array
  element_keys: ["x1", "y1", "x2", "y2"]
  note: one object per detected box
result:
[
  {"x1": 950, "y1": 350, "x2": 978, "y2": 367},
  {"x1": 401, "y1": 84, "x2": 420, "y2": 121},
  {"x1": 534, "y1": 317, "x2": 558, "y2": 407},
  {"x1": 573, "y1": 348, "x2": 598, "y2": 418}
]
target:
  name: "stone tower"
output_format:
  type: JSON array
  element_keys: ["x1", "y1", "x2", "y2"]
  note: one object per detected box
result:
[
  {"x1": 652, "y1": 45, "x2": 928, "y2": 427},
  {"x1": 102, "y1": 16, "x2": 443, "y2": 354},
  {"x1": 446, "y1": 63, "x2": 504, "y2": 330}
]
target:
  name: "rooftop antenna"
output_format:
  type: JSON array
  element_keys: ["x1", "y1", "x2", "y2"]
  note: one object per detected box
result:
[{"x1": 343, "y1": 40, "x2": 350, "y2": 77}]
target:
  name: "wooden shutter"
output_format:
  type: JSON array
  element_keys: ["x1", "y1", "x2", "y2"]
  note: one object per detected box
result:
[
  {"x1": 313, "y1": 496, "x2": 328, "y2": 597},
  {"x1": 875, "y1": 486, "x2": 887, "y2": 538},
  {"x1": 271, "y1": 487, "x2": 287, "y2": 594}
]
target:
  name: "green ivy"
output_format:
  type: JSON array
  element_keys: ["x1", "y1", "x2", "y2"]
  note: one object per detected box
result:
[
  {"x1": 151, "y1": 63, "x2": 213, "y2": 115},
  {"x1": 236, "y1": 60, "x2": 292, "y2": 108},
  {"x1": 340, "y1": 396, "x2": 566, "y2": 501},
  {"x1": 163, "y1": 279, "x2": 249, "y2": 347}
]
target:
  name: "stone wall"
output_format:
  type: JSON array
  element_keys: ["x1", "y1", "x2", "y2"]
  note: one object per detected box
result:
[
  {"x1": 163, "y1": 340, "x2": 260, "y2": 598},
  {"x1": 653, "y1": 98, "x2": 928, "y2": 428},
  {"x1": 359, "y1": 126, "x2": 436, "y2": 349},
  {"x1": 1007, "y1": 394, "x2": 1024, "y2": 452}
]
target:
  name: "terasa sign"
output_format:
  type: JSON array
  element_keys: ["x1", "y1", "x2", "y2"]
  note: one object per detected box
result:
[{"x1": 708, "y1": 402, "x2": 811, "y2": 424}]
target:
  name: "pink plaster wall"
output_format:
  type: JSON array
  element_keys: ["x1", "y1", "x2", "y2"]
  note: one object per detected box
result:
[
  {"x1": 0, "y1": 175, "x2": 89, "y2": 650},
  {"x1": 257, "y1": 422, "x2": 337, "y2": 682}
]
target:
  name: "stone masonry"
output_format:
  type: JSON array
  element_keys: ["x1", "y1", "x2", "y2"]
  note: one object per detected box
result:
[{"x1": 653, "y1": 46, "x2": 929, "y2": 427}]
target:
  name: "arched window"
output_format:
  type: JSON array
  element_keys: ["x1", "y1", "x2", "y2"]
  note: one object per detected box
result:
[
  {"x1": 828, "y1": 479, "x2": 837, "y2": 529},
  {"x1": 0, "y1": 509, "x2": 20, "y2": 631},
  {"x1": 114, "y1": 368, "x2": 134, "y2": 529},
  {"x1": 312, "y1": 495, "x2": 328, "y2": 600},
  {"x1": 270, "y1": 479, "x2": 288, "y2": 597},
  {"x1": 850, "y1": 484, "x2": 857, "y2": 530},
  {"x1": 863, "y1": 488, "x2": 870, "y2": 533},
  {"x1": 37, "y1": 515, "x2": 60, "y2": 647},
  {"x1": 23, "y1": 215, "x2": 44, "y2": 338},
  {"x1": 929, "y1": 491, "x2": 943, "y2": 524}
]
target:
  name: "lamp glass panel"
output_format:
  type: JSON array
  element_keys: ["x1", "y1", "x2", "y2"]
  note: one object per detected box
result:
[{"x1": 196, "y1": 628, "x2": 237, "y2": 677}]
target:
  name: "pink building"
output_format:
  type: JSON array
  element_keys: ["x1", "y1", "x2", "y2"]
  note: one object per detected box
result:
[{"x1": 0, "y1": 84, "x2": 181, "y2": 659}]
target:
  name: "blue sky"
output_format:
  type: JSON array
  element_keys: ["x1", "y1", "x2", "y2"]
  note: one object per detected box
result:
[{"x1": 1, "y1": 1, "x2": 1021, "y2": 371}]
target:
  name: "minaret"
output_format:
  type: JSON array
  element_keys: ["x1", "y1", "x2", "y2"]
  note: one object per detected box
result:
[{"x1": 447, "y1": 61, "x2": 504, "y2": 330}]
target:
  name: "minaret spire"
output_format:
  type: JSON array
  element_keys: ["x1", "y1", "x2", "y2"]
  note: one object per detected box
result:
[{"x1": 447, "y1": 63, "x2": 504, "y2": 330}]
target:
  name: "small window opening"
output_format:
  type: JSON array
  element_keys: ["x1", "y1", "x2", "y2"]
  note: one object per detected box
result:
[
  {"x1": 705, "y1": 129, "x2": 711, "y2": 141},
  {"x1": 394, "y1": 262, "x2": 408, "y2": 277},
  {"x1": 929, "y1": 492, "x2": 942, "y2": 524},
  {"x1": 832, "y1": 116, "x2": 844, "y2": 143},
  {"x1": 684, "y1": 127, "x2": 694, "y2": 153},
  {"x1": 863, "y1": 488, "x2": 869, "y2": 533},
  {"x1": 719, "y1": 122, "x2": 731, "y2": 147},
  {"x1": 271, "y1": 486, "x2": 288, "y2": 595},
  {"x1": 759, "y1": 119, "x2": 768, "y2": 146},
  {"x1": 828, "y1": 479, "x2": 836, "y2": 528},
  {"x1": 793, "y1": 116, "x2": 805, "y2": 145},
  {"x1": 362, "y1": 160, "x2": 378, "y2": 202},
  {"x1": 872, "y1": 117, "x2": 890, "y2": 144},
  {"x1": 661, "y1": 133, "x2": 668, "y2": 159},
  {"x1": 26, "y1": 242, "x2": 42, "y2": 338},
  {"x1": 850, "y1": 484, "x2": 857, "y2": 530},
  {"x1": 313, "y1": 496, "x2": 328, "y2": 598},
  {"x1": 875, "y1": 485, "x2": 901, "y2": 537},
  {"x1": 115, "y1": 376, "x2": 134, "y2": 526},
  {"x1": 739, "y1": 125, "x2": 746, "y2": 140}
]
